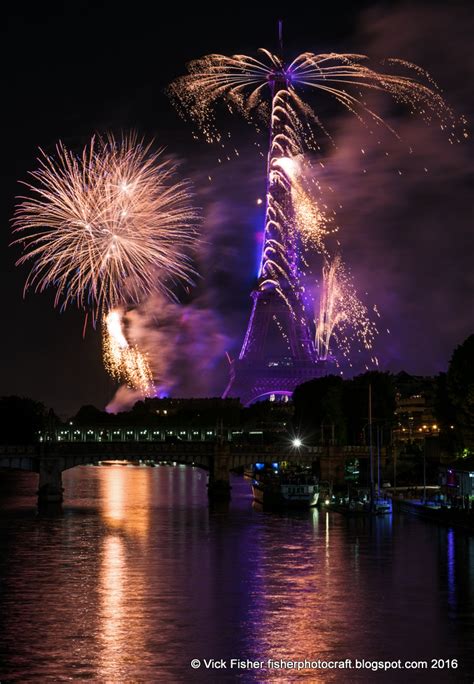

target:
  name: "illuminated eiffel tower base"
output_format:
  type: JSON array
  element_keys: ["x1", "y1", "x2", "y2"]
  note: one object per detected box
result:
[{"x1": 223, "y1": 286, "x2": 327, "y2": 406}]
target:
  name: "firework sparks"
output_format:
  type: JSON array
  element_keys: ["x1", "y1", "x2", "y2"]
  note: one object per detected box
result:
[
  {"x1": 170, "y1": 45, "x2": 463, "y2": 367},
  {"x1": 315, "y1": 255, "x2": 378, "y2": 363},
  {"x1": 169, "y1": 49, "x2": 462, "y2": 147},
  {"x1": 13, "y1": 134, "x2": 199, "y2": 397},
  {"x1": 103, "y1": 309, "x2": 155, "y2": 396},
  {"x1": 277, "y1": 155, "x2": 337, "y2": 255},
  {"x1": 12, "y1": 134, "x2": 199, "y2": 322}
]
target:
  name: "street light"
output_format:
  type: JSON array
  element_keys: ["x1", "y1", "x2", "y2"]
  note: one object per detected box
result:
[{"x1": 292, "y1": 438, "x2": 302, "y2": 448}]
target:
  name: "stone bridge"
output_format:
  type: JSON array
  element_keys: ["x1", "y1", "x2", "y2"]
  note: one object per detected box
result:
[
  {"x1": 0, "y1": 440, "x2": 381, "y2": 507},
  {"x1": 0, "y1": 441, "x2": 318, "y2": 505}
]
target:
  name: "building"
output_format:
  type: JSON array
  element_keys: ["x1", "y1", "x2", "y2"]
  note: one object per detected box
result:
[
  {"x1": 439, "y1": 456, "x2": 474, "y2": 504},
  {"x1": 392, "y1": 373, "x2": 444, "y2": 446},
  {"x1": 393, "y1": 393, "x2": 440, "y2": 443}
]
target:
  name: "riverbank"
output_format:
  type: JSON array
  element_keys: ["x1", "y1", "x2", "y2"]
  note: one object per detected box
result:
[{"x1": 394, "y1": 498, "x2": 474, "y2": 532}]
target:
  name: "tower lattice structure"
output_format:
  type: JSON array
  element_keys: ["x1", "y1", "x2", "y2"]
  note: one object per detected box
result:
[{"x1": 224, "y1": 74, "x2": 326, "y2": 406}]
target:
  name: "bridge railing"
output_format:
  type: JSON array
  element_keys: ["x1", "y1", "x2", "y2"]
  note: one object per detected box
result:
[{"x1": 0, "y1": 445, "x2": 37, "y2": 455}]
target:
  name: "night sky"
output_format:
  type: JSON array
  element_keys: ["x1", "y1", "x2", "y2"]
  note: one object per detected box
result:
[{"x1": 1, "y1": 1, "x2": 473, "y2": 417}]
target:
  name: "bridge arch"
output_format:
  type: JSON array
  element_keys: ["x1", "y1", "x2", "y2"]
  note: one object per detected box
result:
[{"x1": 58, "y1": 452, "x2": 213, "y2": 474}]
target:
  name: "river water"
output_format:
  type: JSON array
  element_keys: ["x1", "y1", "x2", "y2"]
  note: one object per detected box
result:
[{"x1": 0, "y1": 465, "x2": 473, "y2": 683}]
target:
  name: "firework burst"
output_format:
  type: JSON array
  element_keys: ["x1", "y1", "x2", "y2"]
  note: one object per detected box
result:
[
  {"x1": 12, "y1": 134, "x2": 199, "y2": 322},
  {"x1": 13, "y1": 134, "x2": 200, "y2": 396}
]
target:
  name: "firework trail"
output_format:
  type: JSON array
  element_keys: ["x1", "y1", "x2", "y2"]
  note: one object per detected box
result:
[
  {"x1": 315, "y1": 255, "x2": 378, "y2": 364},
  {"x1": 13, "y1": 134, "x2": 199, "y2": 394},
  {"x1": 12, "y1": 134, "x2": 199, "y2": 322},
  {"x1": 170, "y1": 45, "x2": 462, "y2": 362},
  {"x1": 103, "y1": 309, "x2": 155, "y2": 396}
]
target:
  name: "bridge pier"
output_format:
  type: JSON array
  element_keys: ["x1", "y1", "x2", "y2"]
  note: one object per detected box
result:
[
  {"x1": 38, "y1": 456, "x2": 64, "y2": 506},
  {"x1": 208, "y1": 442, "x2": 231, "y2": 501}
]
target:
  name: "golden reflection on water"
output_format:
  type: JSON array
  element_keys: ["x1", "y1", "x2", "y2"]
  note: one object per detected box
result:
[
  {"x1": 99, "y1": 535, "x2": 127, "y2": 679},
  {"x1": 0, "y1": 469, "x2": 471, "y2": 681},
  {"x1": 98, "y1": 467, "x2": 151, "y2": 680},
  {"x1": 100, "y1": 466, "x2": 150, "y2": 538}
]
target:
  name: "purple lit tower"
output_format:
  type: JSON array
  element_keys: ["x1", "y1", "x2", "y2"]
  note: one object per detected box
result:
[
  {"x1": 169, "y1": 25, "x2": 453, "y2": 404},
  {"x1": 223, "y1": 62, "x2": 326, "y2": 405}
]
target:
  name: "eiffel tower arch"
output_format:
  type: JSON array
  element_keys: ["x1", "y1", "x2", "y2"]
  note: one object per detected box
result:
[{"x1": 224, "y1": 282, "x2": 328, "y2": 406}]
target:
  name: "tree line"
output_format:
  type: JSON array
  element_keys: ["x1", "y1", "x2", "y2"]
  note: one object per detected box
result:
[{"x1": 1, "y1": 334, "x2": 473, "y2": 456}]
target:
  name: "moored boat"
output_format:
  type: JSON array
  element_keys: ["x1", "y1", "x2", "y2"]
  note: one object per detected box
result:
[
  {"x1": 324, "y1": 493, "x2": 392, "y2": 516},
  {"x1": 251, "y1": 467, "x2": 319, "y2": 508}
]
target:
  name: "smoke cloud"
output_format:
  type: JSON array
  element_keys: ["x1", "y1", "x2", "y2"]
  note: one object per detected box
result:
[
  {"x1": 308, "y1": 3, "x2": 474, "y2": 374},
  {"x1": 106, "y1": 292, "x2": 231, "y2": 411}
]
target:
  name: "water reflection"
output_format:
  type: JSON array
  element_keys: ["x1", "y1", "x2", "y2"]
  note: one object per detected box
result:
[
  {"x1": 446, "y1": 528, "x2": 456, "y2": 611},
  {"x1": 0, "y1": 468, "x2": 473, "y2": 682},
  {"x1": 244, "y1": 511, "x2": 354, "y2": 681},
  {"x1": 97, "y1": 466, "x2": 151, "y2": 680},
  {"x1": 99, "y1": 535, "x2": 126, "y2": 679},
  {"x1": 100, "y1": 466, "x2": 150, "y2": 538}
]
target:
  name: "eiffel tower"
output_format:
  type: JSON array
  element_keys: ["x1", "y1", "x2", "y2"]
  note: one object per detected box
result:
[{"x1": 223, "y1": 48, "x2": 327, "y2": 406}]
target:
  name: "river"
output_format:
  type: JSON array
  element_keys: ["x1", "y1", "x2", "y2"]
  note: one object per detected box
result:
[{"x1": 0, "y1": 465, "x2": 473, "y2": 682}]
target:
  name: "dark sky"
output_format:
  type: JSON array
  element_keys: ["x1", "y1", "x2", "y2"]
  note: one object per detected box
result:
[{"x1": 1, "y1": 1, "x2": 473, "y2": 416}]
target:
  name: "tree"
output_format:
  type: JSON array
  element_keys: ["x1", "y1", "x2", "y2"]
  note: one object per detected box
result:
[
  {"x1": 293, "y1": 375, "x2": 346, "y2": 444},
  {"x1": 344, "y1": 372, "x2": 396, "y2": 445},
  {"x1": 0, "y1": 396, "x2": 47, "y2": 444},
  {"x1": 434, "y1": 372, "x2": 458, "y2": 454},
  {"x1": 73, "y1": 404, "x2": 108, "y2": 425},
  {"x1": 447, "y1": 334, "x2": 474, "y2": 451}
]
